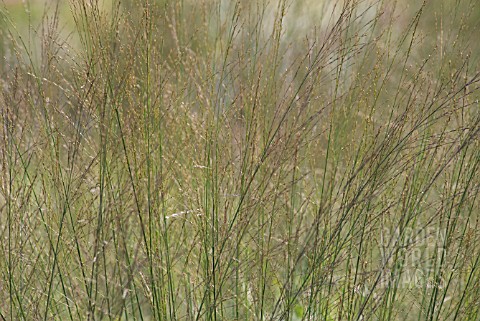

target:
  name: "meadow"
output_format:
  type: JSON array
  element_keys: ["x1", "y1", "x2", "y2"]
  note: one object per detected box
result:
[{"x1": 0, "y1": 0, "x2": 479, "y2": 320}]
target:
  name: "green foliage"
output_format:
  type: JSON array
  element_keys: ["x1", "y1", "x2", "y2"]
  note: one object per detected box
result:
[{"x1": 0, "y1": 0, "x2": 479, "y2": 320}]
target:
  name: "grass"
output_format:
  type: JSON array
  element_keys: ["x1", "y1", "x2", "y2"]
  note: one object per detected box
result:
[{"x1": 0, "y1": 0, "x2": 479, "y2": 320}]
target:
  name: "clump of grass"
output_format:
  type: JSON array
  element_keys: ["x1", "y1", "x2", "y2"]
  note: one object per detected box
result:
[{"x1": 0, "y1": 0, "x2": 479, "y2": 320}]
